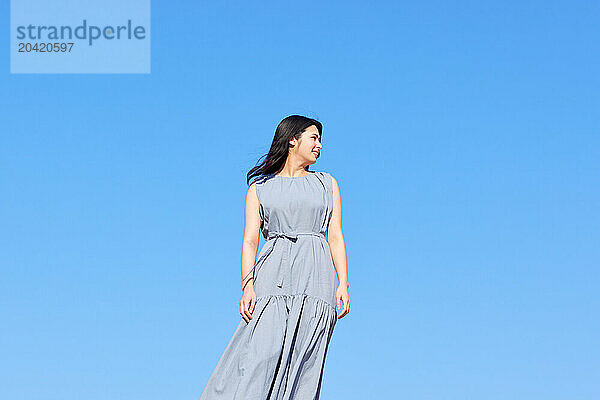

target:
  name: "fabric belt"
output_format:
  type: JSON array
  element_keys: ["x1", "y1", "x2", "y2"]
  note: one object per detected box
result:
[
  {"x1": 267, "y1": 230, "x2": 326, "y2": 241},
  {"x1": 242, "y1": 231, "x2": 326, "y2": 290}
]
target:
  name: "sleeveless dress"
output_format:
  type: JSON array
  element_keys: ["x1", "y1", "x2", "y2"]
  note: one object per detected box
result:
[{"x1": 199, "y1": 171, "x2": 338, "y2": 400}]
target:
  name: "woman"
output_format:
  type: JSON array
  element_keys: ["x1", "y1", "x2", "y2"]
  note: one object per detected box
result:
[{"x1": 199, "y1": 115, "x2": 350, "y2": 400}]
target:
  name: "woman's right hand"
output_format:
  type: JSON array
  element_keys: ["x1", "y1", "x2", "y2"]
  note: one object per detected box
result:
[{"x1": 240, "y1": 286, "x2": 256, "y2": 323}]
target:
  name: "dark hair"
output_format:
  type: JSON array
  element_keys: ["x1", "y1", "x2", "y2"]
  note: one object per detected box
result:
[{"x1": 246, "y1": 115, "x2": 323, "y2": 185}]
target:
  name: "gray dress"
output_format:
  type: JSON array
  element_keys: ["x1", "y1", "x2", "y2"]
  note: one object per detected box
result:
[{"x1": 199, "y1": 171, "x2": 338, "y2": 400}]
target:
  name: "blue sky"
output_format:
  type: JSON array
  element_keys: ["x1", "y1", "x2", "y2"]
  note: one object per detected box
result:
[{"x1": 2, "y1": 1, "x2": 599, "y2": 399}]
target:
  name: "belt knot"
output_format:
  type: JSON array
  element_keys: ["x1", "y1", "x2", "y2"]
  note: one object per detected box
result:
[{"x1": 242, "y1": 230, "x2": 326, "y2": 291}]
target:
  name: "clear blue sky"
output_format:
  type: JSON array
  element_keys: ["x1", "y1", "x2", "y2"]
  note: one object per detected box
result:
[{"x1": 2, "y1": 1, "x2": 599, "y2": 399}]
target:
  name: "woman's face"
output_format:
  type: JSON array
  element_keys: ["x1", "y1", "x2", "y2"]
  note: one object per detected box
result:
[{"x1": 294, "y1": 125, "x2": 322, "y2": 164}]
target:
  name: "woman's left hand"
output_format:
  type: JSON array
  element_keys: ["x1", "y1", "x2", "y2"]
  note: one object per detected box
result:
[{"x1": 335, "y1": 285, "x2": 350, "y2": 319}]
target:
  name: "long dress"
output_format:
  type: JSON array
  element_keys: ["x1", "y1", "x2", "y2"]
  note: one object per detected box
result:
[{"x1": 199, "y1": 170, "x2": 338, "y2": 400}]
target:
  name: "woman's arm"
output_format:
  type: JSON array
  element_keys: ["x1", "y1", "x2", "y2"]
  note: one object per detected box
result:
[
  {"x1": 240, "y1": 182, "x2": 260, "y2": 322},
  {"x1": 327, "y1": 175, "x2": 350, "y2": 318}
]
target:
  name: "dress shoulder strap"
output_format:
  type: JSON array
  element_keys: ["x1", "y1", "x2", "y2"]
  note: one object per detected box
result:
[
  {"x1": 317, "y1": 171, "x2": 333, "y2": 190},
  {"x1": 253, "y1": 174, "x2": 271, "y2": 213},
  {"x1": 313, "y1": 171, "x2": 333, "y2": 195}
]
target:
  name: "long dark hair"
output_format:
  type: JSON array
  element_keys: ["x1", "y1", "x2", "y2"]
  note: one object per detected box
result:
[{"x1": 247, "y1": 115, "x2": 323, "y2": 185}]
